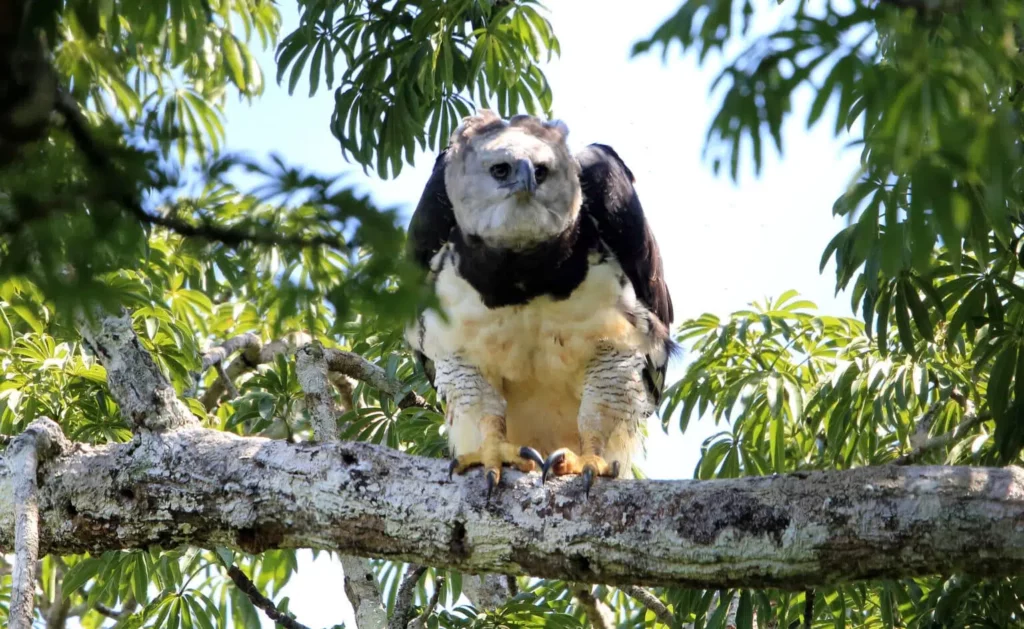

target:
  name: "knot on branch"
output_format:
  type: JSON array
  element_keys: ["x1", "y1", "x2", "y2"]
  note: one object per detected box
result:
[
  {"x1": 7, "y1": 418, "x2": 70, "y2": 465},
  {"x1": 78, "y1": 312, "x2": 197, "y2": 432}
]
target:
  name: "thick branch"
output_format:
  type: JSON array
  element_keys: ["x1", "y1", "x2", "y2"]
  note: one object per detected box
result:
[
  {"x1": 3, "y1": 427, "x2": 1024, "y2": 589},
  {"x1": 78, "y1": 313, "x2": 197, "y2": 431},
  {"x1": 8, "y1": 419, "x2": 69, "y2": 629},
  {"x1": 460, "y1": 573, "x2": 512, "y2": 611}
]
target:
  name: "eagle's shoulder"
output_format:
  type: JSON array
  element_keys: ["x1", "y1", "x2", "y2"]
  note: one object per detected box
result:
[
  {"x1": 576, "y1": 143, "x2": 673, "y2": 330},
  {"x1": 406, "y1": 149, "x2": 455, "y2": 270}
]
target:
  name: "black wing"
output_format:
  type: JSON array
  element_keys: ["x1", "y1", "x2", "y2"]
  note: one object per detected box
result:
[
  {"x1": 406, "y1": 149, "x2": 456, "y2": 270},
  {"x1": 406, "y1": 150, "x2": 457, "y2": 388},
  {"x1": 577, "y1": 143, "x2": 676, "y2": 403},
  {"x1": 577, "y1": 143, "x2": 673, "y2": 329}
]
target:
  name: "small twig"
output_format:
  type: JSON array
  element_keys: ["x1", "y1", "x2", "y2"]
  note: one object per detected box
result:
[
  {"x1": 8, "y1": 419, "x2": 70, "y2": 629},
  {"x1": 407, "y1": 575, "x2": 445, "y2": 629},
  {"x1": 214, "y1": 360, "x2": 239, "y2": 399},
  {"x1": 622, "y1": 586, "x2": 678, "y2": 629},
  {"x1": 895, "y1": 411, "x2": 989, "y2": 465},
  {"x1": 803, "y1": 588, "x2": 814, "y2": 629},
  {"x1": 389, "y1": 565, "x2": 428, "y2": 629},
  {"x1": 226, "y1": 565, "x2": 312, "y2": 629},
  {"x1": 573, "y1": 585, "x2": 614, "y2": 629}
]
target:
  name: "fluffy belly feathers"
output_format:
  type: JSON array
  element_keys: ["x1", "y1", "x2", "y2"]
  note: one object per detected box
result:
[{"x1": 408, "y1": 255, "x2": 646, "y2": 456}]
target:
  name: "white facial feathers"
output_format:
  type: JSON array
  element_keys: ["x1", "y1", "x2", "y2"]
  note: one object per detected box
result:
[{"x1": 444, "y1": 110, "x2": 582, "y2": 249}]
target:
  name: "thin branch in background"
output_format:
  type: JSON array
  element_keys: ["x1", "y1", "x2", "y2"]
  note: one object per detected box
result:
[
  {"x1": 53, "y1": 89, "x2": 351, "y2": 253},
  {"x1": 198, "y1": 333, "x2": 310, "y2": 409},
  {"x1": 214, "y1": 360, "x2": 238, "y2": 399},
  {"x1": 407, "y1": 575, "x2": 445, "y2": 629},
  {"x1": 908, "y1": 401, "x2": 945, "y2": 450},
  {"x1": 622, "y1": 585, "x2": 678, "y2": 629},
  {"x1": 803, "y1": 588, "x2": 814, "y2": 629},
  {"x1": 573, "y1": 584, "x2": 614, "y2": 629},
  {"x1": 389, "y1": 565, "x2": 428, "y2": 629},
  {"x1": 324, "y1": 348, "x2": 430, "y2": 410},
  {"x1": 226, "y1": 565, "x2": 312, "y2": 629},
  {"x1": 93, "y1": 603, "x2": 125, "y2": 619},
  {"x1": 895, "y1": 411, "x2": 989, "y2": 465}
]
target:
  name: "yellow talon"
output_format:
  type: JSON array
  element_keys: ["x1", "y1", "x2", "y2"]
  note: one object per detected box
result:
[{"x1": 447, "y1": 414, "x2": 540, "y2": 495}]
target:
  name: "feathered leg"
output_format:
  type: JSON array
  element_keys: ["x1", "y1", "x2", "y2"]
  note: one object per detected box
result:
[
  {"x1": 436, "y1": 356, "x2": 541, "y2": 495},
  {"x1": 542, "y1": 342, "x2": 649, "y2": 495}
]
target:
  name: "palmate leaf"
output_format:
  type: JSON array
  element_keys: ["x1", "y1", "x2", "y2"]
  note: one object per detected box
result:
[{"x1": 282, "y1": 0, "x2": 559, "y2": 177}]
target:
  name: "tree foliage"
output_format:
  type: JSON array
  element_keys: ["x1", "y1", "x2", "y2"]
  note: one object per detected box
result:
[{"x1": 2, "y1": 0, "x2": 1024, "y2": 627}]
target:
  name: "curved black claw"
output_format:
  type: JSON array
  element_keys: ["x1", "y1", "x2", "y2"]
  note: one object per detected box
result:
[
  {"x1": 582, "y1": 466, "x2": 595, "y2": 497},
  {"x1": 485, "y1": 469, "x2": 499, "y2": 499},
  {"x1": 541, "y1": 450, "x2": 566, "y2": 483},
  {"x1": 582, "y1": 461, "x2": 621, "y2": 497},
  {"x1": 519, "y1": 446, "x2": 545, "y2": 471},
  {"x1": 447, "y1": 458, "x2": 459, "y2": 481}
]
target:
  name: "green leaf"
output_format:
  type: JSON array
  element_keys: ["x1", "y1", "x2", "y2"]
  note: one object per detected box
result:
[
  {"x1": 989, "y1": 343, "x2": 1018, "y2": 419},
  {"x1": 62, "y1": 557, "x2": 102, "y2": 599}
]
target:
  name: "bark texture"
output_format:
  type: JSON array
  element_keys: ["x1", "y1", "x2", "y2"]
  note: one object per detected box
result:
[
  {"x1": 1, "y1": 425, "x2": 1022, "y2": 589},
  {"x1": 78, "y1": 312, "x2": 197, "y2": 431},
  {"x1": 7, "y1": 419, "x2": 70, "y2": 629}
]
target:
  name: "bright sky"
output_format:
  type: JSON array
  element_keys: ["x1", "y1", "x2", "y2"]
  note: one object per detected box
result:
[{"x1": 218, "y1": 1, "x2": 863, "y2": 626}]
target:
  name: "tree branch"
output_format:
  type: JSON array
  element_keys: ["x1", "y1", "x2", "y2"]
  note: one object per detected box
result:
[
  {"x1": 622, "y1": 586, "x2": 677, "y2": 629},
  {"x1": 3, "y1": 424, "x2": 1024, "y2": 589},
  {"x1": 324, "y1": 348, "x2": 429, "y2": 410},
  {"x1": 407, "y1": 575, "x2": 444, "y2": 629},
  {"x1": 573, "y1": 585, "x2": 613, "y2": 629},
  {"x1": 8, "y1": 418, "x2": 70, "y2": 629},
  {"x1": 226, "y1": 565, "x2": 312, "y2": 629},
  {"x1": 77, "y1": 312, "x2": 198, "y2": 431},
  {"x1": 297, "y1": 340, "x2": 386, "y2": 629},
  {"x1": 389, "y1": 565, "x2": 427, "y2": 629},
  {"x1": 460, "y1": 573, "x2": 513, "y2": 611},
  {"x1": 895, "y1": 411, "x2": 989, "y2": 465},
  {"x1": 198, "y1": 333, "x2": 309, "y2": 409}
]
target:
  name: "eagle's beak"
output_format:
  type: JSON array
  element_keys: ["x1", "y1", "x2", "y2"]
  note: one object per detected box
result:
[{"x1": 507, "y1": 159, "x2": 537, "y2": 201}]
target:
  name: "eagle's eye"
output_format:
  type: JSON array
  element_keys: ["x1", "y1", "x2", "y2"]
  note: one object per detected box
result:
[
  {"x1": 534, "y1": 165, "x2": 549, "y2": 184},
  {"x1": 490, "y1": 163, "x2": 511, "y2": 180}
]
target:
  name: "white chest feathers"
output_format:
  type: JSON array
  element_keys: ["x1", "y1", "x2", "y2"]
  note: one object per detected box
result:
[{"x1": 408, "y1": 251, "x2": 646, "y2": 394}]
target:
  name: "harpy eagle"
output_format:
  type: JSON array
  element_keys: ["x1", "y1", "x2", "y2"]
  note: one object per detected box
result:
[{"x1": 405, "y1": 110, "x2": 676, "y2": 494}]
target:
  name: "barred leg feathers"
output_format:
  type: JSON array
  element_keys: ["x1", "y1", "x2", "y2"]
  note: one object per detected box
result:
[
  {"x1": 541, "y1": 343, "x2": 650, "y2": 495},
  {"x1": 435, "y1": 356, "x2": 539, "y2": 496}
]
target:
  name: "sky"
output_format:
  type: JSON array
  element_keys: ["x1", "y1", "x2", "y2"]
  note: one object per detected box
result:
[{"x1": 217, "y1": 1, "x2": 864, "y2": 626}]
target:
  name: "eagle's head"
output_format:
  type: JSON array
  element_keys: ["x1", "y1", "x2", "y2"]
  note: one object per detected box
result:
[{"x1": 444, "y1": 110, "x2": 582, "y2": 250}]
